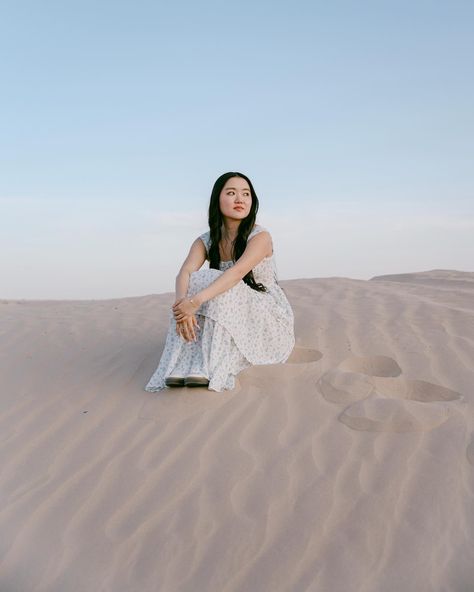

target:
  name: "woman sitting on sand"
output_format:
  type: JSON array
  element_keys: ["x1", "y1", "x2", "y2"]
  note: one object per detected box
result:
[{"x1": 144, "y1": 171, "x2": 295, "y2": 393}]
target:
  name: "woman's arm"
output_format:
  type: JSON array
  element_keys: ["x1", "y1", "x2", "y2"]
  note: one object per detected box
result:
[
  {"x1": 194, "y1": 231, "x2": 272, "y2": 306},
  {"x1": 193, "y1": 268, "x2": 241, "y2": 306},
  {"x1": 174, "y1": 238, "x2": 208, "y2": 300},
  {"x1": 173, "y1": 231, "x2": 272, "y2": 320},
  {"x1": 175, "y1": 271, "x2": 191, "y2": 301}
]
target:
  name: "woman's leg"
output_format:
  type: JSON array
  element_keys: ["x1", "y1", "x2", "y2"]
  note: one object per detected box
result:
[
  {"x1": 166, "y1": 270, "x2": 223, "y2": 378},
  {"x1": 168, "y1": 313, "x2": 208, "y2": 377}
]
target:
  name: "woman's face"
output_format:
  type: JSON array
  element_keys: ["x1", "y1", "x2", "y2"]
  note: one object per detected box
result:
[{"x1": 219, "y1": 177, "x2": 252, "y2": 221}]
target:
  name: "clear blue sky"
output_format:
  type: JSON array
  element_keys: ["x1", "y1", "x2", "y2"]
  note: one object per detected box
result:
[{"x1": 1, "y1": 0, "x2": 473, "y2": 299}]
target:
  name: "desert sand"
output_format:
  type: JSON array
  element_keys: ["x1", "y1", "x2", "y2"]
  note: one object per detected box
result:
[{"x1": 1, "y1": 269, "x2": 473, "y2": 592}]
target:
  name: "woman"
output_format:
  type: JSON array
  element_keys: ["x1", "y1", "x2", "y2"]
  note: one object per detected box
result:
[{"x1": 144, "y1": 171, "x2": 295, "y2": 393}]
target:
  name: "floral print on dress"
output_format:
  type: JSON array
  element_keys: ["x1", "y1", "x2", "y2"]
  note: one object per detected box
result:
[{"x1": 144, "y1": 224, "x2": 295, "y2": 393}]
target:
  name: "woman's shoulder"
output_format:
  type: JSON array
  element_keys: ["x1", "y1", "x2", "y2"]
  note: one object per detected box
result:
[
  {"x1": 249, "y1": 223, "x2": 270, "y2": 238},
  {"x1": 198, "y1": 229, "x2": 210, "y2": 241},
  {"x1": 198, "y1": 230, "x2": 211, "y2": 255},
  {"x1": 198, "y1": 223, "x2": 270, "y2": 247},
  {"x1": 198, "y1": 228, "x2": 211, "y2": 241}
]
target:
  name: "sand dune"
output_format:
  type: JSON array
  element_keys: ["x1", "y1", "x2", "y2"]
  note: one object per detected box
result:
[{"x1": 1, "y1": 270, "x2": 473, "y2": 591}]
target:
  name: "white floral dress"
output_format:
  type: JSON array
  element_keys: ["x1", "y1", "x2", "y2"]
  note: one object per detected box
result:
[{"x1": 144, "y1": 224, "x2": 295, "y2": 393}]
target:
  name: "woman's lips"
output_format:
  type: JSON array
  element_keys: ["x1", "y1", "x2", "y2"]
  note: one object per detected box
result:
[{"x1": 234, "y1": 206, "x2": 245, "y2": 211}]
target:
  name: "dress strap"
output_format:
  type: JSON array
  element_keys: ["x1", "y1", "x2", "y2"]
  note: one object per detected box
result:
[
  {"x1": 248, "y1": 224, "x2": 267, "y2": 239},
  {"x1": 198, "y1": 231, "x2": 211, "y2": 255}
]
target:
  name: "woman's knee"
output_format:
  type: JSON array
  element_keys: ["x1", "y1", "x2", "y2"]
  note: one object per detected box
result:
[
  {"x1": 192, "y1": 268, "x2": 222, "y2": 277},
  {"x1": 188, "y1": 268, "x2": 223, "y2": 294}
]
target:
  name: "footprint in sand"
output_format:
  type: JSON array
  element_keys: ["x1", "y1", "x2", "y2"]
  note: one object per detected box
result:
[
  {"x1": 466, "y1": 434, "x2": 474, "y2": 467},
  {"x1": 316, "y1": 355, "x2": 463, "y2": 433},
  {"x1": 231, "y1": 346, "x2": 323, "y2": 391},
  {"x1": 286, "y1": 346, "x2": 322, "y2": 364},
  {"x1": 339, "y1": 396, "x2": 453, "y2": 433}
]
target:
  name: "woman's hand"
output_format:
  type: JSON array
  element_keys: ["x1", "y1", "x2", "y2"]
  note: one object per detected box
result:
[
  {"x1": 176, "y1": 315, "x2": 200, "y2": 342},
  {"x1": 172, "y1": 296, "x2": 201, "y2": 321}
]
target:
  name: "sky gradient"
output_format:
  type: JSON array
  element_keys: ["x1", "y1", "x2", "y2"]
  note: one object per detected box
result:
[{"x1": 1, "y1": 0, "x2": 473, "y2": 299}]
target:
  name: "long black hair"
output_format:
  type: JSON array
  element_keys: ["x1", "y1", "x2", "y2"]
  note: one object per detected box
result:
[{"x1": 207, "y1": 172, "x2": 268, "y2": 293}]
